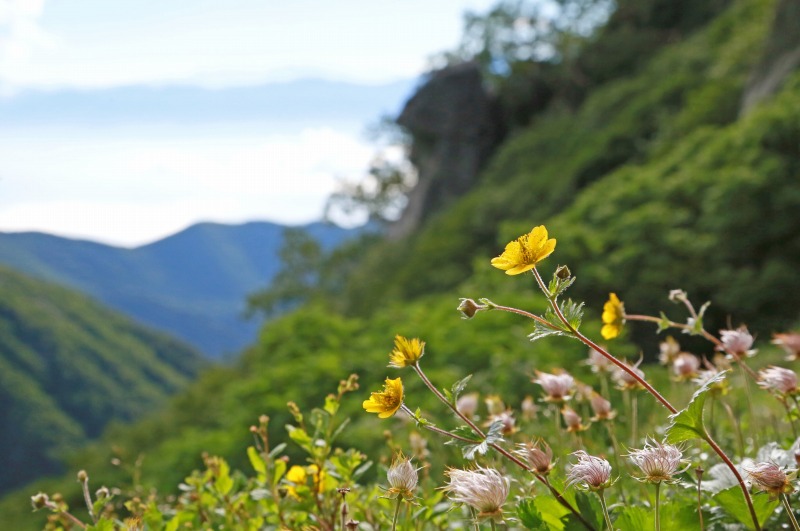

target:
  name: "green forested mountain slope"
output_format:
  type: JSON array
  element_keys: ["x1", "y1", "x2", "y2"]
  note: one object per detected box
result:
[
  {"x1": 0, "y1": 267, "x2": 202, "y2": 495},
  {"x1": 0, "y1": 221, "x2": 358, "y2": 357},
  {"x1": 3, "y1": 0, "x2": 800, "y2": 527}
]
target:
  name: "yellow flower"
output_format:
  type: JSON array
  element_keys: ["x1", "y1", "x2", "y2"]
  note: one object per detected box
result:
[
  {"x1": 388, "y1": 335, "x2": 425, "y2": 368},
  {"x1": 491, "y1": 225, "x2": 557, "y2": 275},
  {"x1": 363, "y1": 377, "x2": 404, "y2": 418},
  {"x1": 285, "y1": 465, "x2": 307, "y2": 499},
  {"x1": 601, "y1": 293, "x2": 625, "y2": 340}
]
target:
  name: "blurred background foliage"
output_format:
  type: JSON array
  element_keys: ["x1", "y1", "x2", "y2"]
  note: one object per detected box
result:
[{"x1": 3, "y1": 0, "x2": 800, "y2": 527}]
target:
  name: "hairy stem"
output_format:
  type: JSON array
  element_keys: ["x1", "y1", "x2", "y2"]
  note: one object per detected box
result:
[
  {"x1": 597, "y1": 490, "x2": 613, "y2": 531},
  {"x1": 782, "y1": 493, "x2": 800, "y2": 531},
  {"x1": 702, "y1": 432, "x2": 761, "y2": 530}
]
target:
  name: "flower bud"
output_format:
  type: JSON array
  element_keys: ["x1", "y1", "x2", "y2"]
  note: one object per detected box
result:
[{"x1": 515, "y1": 439, "x2": 553, "y2": 475}]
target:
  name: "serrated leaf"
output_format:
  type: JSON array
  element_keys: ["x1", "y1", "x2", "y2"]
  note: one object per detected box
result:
[
  {"x1": 517, "y1": 498, "x2": 548, "y2": 530},
  {"x1": 657, "y1": 312, "x2": 672, "y2": 332},
  {"x1": 560, "y1": 299, "x2": 584, "y2": 330},
  {"x1": 665, "y1": 370, "x2": 728, "y2": 443},
  {"x1": 572, "y1": 491, "x2": 603, "y2": 531},
  {"x1": 450, "y1": 375, "x2": 473, "y2": 402},
  {"x1": 548, "y1": 273, "x2": 576, "y2": 300},
  {"x1": 529, "y1": 323, "x2": 568, "y2": 342},
  {"x1": 713, "y1": 486, "x2": 778, "y2": 530},
  {"x1": 485, "y1": 419, "x2": 505, "y2": 446}
]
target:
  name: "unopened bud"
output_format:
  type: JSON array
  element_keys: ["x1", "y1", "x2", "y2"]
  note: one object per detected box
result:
[
  {"x1": 457, "y1": 298, "x2": 487, "y2": 319},
  {"x1": 96, "y1": 486, "x2": 110, "y2": 500},
  {"x1": 345, "y1": 520, "x2": 360, "y2": 530},
  {"x1": 31, "y1": 492, "x2": 50, "y2": 510},
  {"x1": 77, "y1": 470, "x2": 89, "y2": 483},
  {"x1": 556, "y1": 265, "x2": 571, "y2": 280}
]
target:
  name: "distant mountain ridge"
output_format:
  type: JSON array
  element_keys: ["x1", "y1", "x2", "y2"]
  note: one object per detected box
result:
[
  {"x1": 0, "y1": 266, "x2": 203, "y2": 494},
  {"x1": 0, "y1": 78, "x2": 416, "y2": 129},
  {"x1": 0, "y1": 221, "x2": 361, "y2": 357}
]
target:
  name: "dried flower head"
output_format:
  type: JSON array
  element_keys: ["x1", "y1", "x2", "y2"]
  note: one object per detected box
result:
[
  {"x1": 488, "y1": 410, "x2": 517, "y2": 435},
  {"x1": 585, "y1": 347, "x2": 613, "y2": 374},
  {"x1": 758, "y1": 366, "x2": 799, "y2": 396},
  {"x1": 692, "y1": 361, "x2": 729, "y2": 394},
  {"x1": 484, "y1": 395, "x2": 506, "y2": 416},
  {"x1": 408, "y1": 432, "x2": 430, "y2": 461},
  {"x1": 456, "y1": 392, "x2": 480, "y2": 419},
  {"x1": 362, "y1": 377, "x2": 404, "y2": 418},
  {"x1": 388, "y1": 335, "x2": 425, "y2": 369},
  {"x1": 773, "y1": 332, "x2": 800, "y2": 362},
  {"x1": 491, "y1": 225, "x2": 556, "y2": 275},
  {"x1": 601, "y1": 293, "x2": 625, "y2": 340},
  {"x1": 521, "y1": 395, "x2": 538, "y2": 421},
  {"x1": 515, "y1": 439, "x2": 554, "y2": 475},
  {"x1": 626, "y1": 439, "x2": 684, "y2": 484},
  {"x1": 533, "y1": 370, "x2": 575, "y2": 402},
  {"x1": 385, "y1": 453, "x2": 419, "y2": 501},
  {"x1": 561, "y1": 406, "x2": 587, "y2": 432},
  {"x1": 613, "y1": 360, "x2": 645, "y2": 391},
  {"x1": 718, "y1": 326, "x2": 757, "y2": 360},
  {"x1": 443, "y1": 467, "x2": 510, "y2": 521},
  {"x1": 566, "y1": 451, "x2": 613, "y2": 491},
  {"x1": 672, "y1": 353, "x2": 701, "y2": 381},
  {"x1": 744, "y1": 462, "x2": 796, "y2": 499},
  {"x1": 589, "y1": 392, "x2": 616, "y2": 421},
  {"x1": 658, "y1": 336, "x2": 681, "y2": 365}
]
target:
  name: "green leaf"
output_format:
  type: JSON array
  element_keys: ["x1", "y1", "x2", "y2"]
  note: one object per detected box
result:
[
  {"x1": 247, "y1": 446, "x2": 267, "y2": 478},
  {"x1": 324, "y1": 394, "x2": 339, "y2": 415},
  {"x1": 559, "y1": 299, "x2": 584, "y2": 330},
  {"x1": 517, "y1": 498, "x2": 548, "y2": 530},
  {"x1": 533, "y1": 496, "x2": 569, "y2": 530},
  {"x1": 661, "y1": 501, "x2": 705, "y2": 531},
  {"x1": 214, "y1": 458, "x2": 233, "y2": 495},
  {"x1": 572, "y1": 491, "x2": 604, "y2": 531},
  {"x1": 614, "y1": 506, "x2": 651, "y2": 531},
  {"x1": 443, "y1": 425, "x2": 488, "y2": 460},
  {"x1": 665, "y1": 370, "x2": 728, "y2": 443},
  {"x1": 86, "y1": 519, "x2": 115, "y2": 531},
  {"x1": 713, "y1": 487, "x2": 779, "y2": 530},
  {"x1": 272, "y1": 458, "x2": 287, "y2": 486},
  {"x1": 450, "y1": 374, "x2": 473, "y2": 402},
  {"x1": 286, "y1": 425, "x2": 313, "y2": 451}
]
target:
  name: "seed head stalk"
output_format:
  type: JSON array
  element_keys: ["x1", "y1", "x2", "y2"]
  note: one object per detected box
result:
[
  {"x1": 527, "y1": 266, "x2": 762, "y2": 530},
  {"x1": 781, "y1": 494, "x2": 800, "y2": 531}
]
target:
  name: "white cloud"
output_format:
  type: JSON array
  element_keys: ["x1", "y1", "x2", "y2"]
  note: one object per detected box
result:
[{"x1": 0, "y1": 127, "x2": 374, "y2": 246}]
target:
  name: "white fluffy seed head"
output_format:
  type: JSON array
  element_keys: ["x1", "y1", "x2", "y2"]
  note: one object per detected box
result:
[
  {"x1": 566, "y1": 451, "x2": 612, "y2": 491},
  {"x1": 443, "y1": 467, "x2": 510, "y2": 520},
  {"x1": 626, "y1": 439, "x2": 684, "y2": 483}
]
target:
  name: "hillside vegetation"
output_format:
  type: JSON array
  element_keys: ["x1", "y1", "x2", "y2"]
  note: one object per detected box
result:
[
  {"x1": 0, "y1": 221, "x2": 358, "y2": 357},
  {"x1": 0, "y1": 267, "x2": 203, "y2": 496},
  {"x1": 3, "y1": 0, "x2": 800, "y2": 528}
]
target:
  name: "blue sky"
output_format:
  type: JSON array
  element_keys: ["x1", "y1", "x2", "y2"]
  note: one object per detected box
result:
[{"x1": 0, "y1": 0, "x2": 497, "y2": 246}]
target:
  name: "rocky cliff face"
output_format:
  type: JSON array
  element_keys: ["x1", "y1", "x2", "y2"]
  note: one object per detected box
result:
[
  {"x1": 741, "y1": 0, "x2": 800, "y2": 113},
  {"x1": 389, "y1": 63, "x2": 504, "y2": 239}
]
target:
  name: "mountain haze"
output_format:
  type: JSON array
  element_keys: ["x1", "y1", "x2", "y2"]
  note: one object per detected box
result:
[{"x1": 0, "y1": 221, "x2": 361, "y2": 357}]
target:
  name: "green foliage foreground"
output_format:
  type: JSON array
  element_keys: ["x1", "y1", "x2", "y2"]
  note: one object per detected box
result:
[{"x1": 23, "y1": 224, "x2": 800, "y2": 530}]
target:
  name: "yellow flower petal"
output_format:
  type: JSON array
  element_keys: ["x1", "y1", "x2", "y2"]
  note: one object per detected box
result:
[
  {"x1": 491, "y1": 225, "x2": 557, "y2": 275},
  {"x1": 388, "y1": 335, "x2": 425, "y2": 368},
  {"x1": 363, "y1": 377, "x2": 404, "y2": 418},
  {"x1": 601, "y1": 293, "x2": 625, "y2": 340}
]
